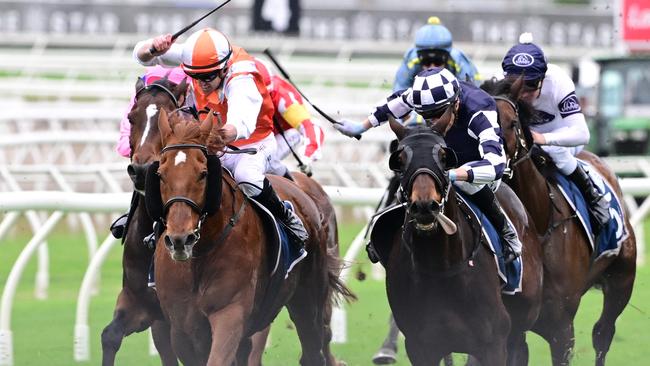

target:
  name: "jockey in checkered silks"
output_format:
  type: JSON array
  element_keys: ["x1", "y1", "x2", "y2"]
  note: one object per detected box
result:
[
  {"x1": 334, "y1": 67, "x2": 522, "y2": 263},
  {"x1": 501, "y1": 33, "x2": 609, "y2": 234}
]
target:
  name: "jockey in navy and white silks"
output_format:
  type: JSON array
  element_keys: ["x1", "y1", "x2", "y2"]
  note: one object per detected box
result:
[
  {"x1": 502, "y1": 33, "x2": 609, "y2": 234},
  {"x1": 335, "y1": 67, "x2": 521, "y2": 262},
  {"x1": 393, "y1": 17, "x2": 481, "y2": 93}
]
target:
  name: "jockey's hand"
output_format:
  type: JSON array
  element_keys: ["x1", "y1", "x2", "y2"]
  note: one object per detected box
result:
[
  {"x1": 217, "y1": 123, "x2": 238, "y2": 144},
  {"x1": 531, "y1": 130, "x2": 546, "y2": 145},
  {"x1": 150, "y1": 34, "x2": 173, "y2": 56},
  {"x1": 334, "y1": 119, "x2": 370, "y2": 137},
  {"x1": 299, "y1": 161, "x2": 313, "y2": 177}
]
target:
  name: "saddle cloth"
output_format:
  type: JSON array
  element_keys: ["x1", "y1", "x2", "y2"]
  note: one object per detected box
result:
[
  {"x1": 457, "y1": 193, "x2": 523, "y2": 295},
  {"x1": 552, "y1": 160, "x2": 628, "y2": 259},
  {"x1": 245, "y1": 197, "x2": 305, "y2": 334},
  {"x1": 368, "y1": 196, "x2": 523, "y2": 295}
]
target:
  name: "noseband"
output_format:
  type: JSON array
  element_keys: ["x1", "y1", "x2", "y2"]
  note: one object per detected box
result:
[{"x1": 159, "y1": 143, "x2": 210, "y2": 241}]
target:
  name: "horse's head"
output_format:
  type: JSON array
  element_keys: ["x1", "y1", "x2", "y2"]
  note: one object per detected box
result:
[
  {"x1": 127, "y1": 76, "x2": 189, "y2": 192},
  {"x1": 481, "y1": 77, "x2": 536, "y2": 174},
  {"x1": 388, "y1": 117, "x2": 458, "y2": 235},
  {"x1": 145, "y1": 109, "x2": 222, "y2": 261}
]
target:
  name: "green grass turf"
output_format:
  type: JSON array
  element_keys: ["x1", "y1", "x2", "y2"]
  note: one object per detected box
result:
[{"x1": 1, "y1": 221, "x2": 649, "y2": 365}]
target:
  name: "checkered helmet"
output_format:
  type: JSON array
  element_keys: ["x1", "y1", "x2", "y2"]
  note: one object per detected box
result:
[{"x1": 409, "y1": 67, "x2": 460, "y2": 117}]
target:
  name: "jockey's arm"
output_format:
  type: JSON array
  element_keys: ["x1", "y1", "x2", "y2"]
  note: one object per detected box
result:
[
  {"x1": 222, "y1": 74, "x2": 263, "y2": 141},
  {"x1": 461, "y1": 110, "x2": 506, "y2": 184},
  {"x1": 133, "y1": 35, "x2": 184, "y2": 67},
  {"x1": 540, "y1": 112, "x2": 589, "y2": 147}
]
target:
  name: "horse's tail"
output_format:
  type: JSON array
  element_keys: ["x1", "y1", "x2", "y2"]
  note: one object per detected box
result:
[{"x1": 326, "y1": 253, "x2": 357, "y2": 304}]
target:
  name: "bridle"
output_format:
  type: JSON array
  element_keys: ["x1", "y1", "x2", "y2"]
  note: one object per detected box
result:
[
  {"x1": 159, "y1": 143, "x2": 210, "y2": 241},
  {"x1": 493, "y1": 95, "x2": 532, "y2": 179}
]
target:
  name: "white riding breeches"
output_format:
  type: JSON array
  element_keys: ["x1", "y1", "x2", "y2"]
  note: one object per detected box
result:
[
  {"x1": 540, "y1": 145, "x2": 583, "y2": 175},
  {"x1": 454, "y1": 179, "x2": 502, "y2": 195},
  {"x1": 268, "y1": 129, "x2": 302, "y2": 175},
  {"x1": 220, "y1": 133, "x2": 277, "y2": 197}
]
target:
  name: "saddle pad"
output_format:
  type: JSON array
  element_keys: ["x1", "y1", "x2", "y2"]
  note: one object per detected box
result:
[
  {"x1": 552, "y1": 160, "x2": 628, "y2": 259},
  {"x1": 457, "y1": 193, "x2": 523, "y2": 295},
  {"x1": 368, "y1": 199, "x2": 522, "y2": 295}
]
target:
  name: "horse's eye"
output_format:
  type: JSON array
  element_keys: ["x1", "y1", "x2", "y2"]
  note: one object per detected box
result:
[{"x1": 198, "y1": 171, "x2": 208, "y2": 181}]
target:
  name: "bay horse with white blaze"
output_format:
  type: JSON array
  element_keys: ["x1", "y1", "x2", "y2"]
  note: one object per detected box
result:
[
  {"x1": 482, "y1": 77, "x2": 636, "y2": 366},
  {"x1": 380, "y1": 119, "x2": 543, "y2": 365},
  {"x1": 148, "y1": 109, "x2": 353, "y2": 365}
]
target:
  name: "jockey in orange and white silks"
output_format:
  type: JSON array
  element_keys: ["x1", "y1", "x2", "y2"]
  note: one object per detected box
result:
[
  {"x1": 254, "y1": 58, "x2": 324, "y2": 178},
  {"x1": 116, "y1": 65, "x2": 190, "y2": 158},
  {"x1": 501, "y1": 33, "x2": 609, "y2": 234},
  {"x1": 133, "y1": 28, "x2": 309, "y2": 249}
]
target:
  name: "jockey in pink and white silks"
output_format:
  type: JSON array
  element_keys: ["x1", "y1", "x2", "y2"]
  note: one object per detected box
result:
[
  {"x1": 116, "y1": 66, "x2": 191, "y2": 158},
  {"x1": 501, "y1": 33, "x2": 609, "y2": 234},
  {"x1": 335, "y1": 67, "x2": 522, "y2": 262}
]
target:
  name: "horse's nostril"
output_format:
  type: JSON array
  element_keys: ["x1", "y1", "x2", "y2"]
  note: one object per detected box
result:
[
  {"x1": 429, "y1": 201, "x2": 440, "y2": 212},
  {"x1": 187, "y1": 233, "x2": 197, "y2": 245},
  {"x1": 164, "y1": 235, "x2": 173, "y2": 248},
  {"x1": 127, "y1": 164, "x2": 136, "y2": 178}
]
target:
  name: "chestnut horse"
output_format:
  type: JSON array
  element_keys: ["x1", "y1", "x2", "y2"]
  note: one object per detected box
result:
[
  {"x1": 101, "y1": 76, "x2": 188, "y2": 366},
  {"x1": 380, "y1": 120, "x2": 542, "y2": 365},
  {"x1": 148, "y1": 109, "x2": 353, "y2": 365},
  {"x1": 482, "y1": 78, "x2": 636, "y2": 365}
]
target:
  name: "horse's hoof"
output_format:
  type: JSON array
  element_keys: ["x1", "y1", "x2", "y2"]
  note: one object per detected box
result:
[{"x1": 372, "y1": 348, "x2": 397, "y2": 365}]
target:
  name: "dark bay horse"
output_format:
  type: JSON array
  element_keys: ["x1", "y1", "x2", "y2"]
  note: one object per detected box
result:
[
  {"x1": 150, "y1": 109, "x2": 353, "y2": 365},
  {"x1": 482, "y1": 78, "x2": 636, "y2": 365},
  {"x1": 101, "y1": 76, "x2": 188, "y2": 366},
  {"x1": 382, "y1": 120, "x2": 542, "y2": 365}
]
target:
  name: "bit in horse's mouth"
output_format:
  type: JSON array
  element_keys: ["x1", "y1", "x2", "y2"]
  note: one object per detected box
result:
[{"x1": 415, "y1": 222, "x2": 435, "y2": 231}]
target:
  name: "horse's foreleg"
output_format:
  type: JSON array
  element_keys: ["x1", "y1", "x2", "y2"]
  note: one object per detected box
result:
[
  {"x1": 206, "y1": 304, "x2": 246, "y2": 366},
  {"x1": 151, "y1": 320, "x2": 179, "y2": 366},
  {"x1": 506, "y1": 332, "x2": 529, "y2": 366},
  {"x1": 247, "y1": 326, "x2": 270, "y2": 366},
  {"x1": 592, "y1": 243, "x2": 636, "y2": 366},
  {"x1": 404, "y1": 336, "x2": 445, "y2": 366},
  {"x1": 101, "y1": 289, "x2": 159, "y2": 366}
]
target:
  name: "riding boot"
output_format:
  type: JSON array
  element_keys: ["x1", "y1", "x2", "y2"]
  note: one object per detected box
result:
[
  {"x1": 568, "y1": 164, "x2": 610, "y2": 235},
  {"x1": 254, "y1": 178, "x2": 309, "y2": 245},
  {"x1": 471, "y1": 186, "x2": 522, "y2": 264}
]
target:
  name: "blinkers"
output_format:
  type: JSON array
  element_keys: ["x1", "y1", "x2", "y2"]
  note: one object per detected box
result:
[{"x1": 144, "y1": 144, "x2": 222, "y2": 224}]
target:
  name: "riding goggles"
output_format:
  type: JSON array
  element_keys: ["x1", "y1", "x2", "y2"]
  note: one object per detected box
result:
[{"x1": 187, "y1": 70, "x2": 222, "y2": 83}]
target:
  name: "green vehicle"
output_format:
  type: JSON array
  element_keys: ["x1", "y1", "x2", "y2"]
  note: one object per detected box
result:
[{"x1": 592, "y1": 55, "x2": 650, "y2": 156}]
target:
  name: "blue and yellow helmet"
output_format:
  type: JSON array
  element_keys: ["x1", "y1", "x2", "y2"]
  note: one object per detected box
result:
[{"x1": 414, "y1": 17, "x2": 452, "y2": 52}]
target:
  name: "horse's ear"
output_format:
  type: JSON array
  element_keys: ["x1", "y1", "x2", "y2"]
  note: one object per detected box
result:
[
  {"x1": 135, "y1": 77, "x2": 145, "y2": 92},
  {"x1": 158, "y1": 108, "x2": 172, "y2": 144},
  {"x1": 175, "y1": 78, "x2": 189, "y2": 107},
  {"x1": 439, "y1": 147, "x2": 459, "y2": 169},
  {"x1": 199, "y1": 111, "x2": 213, "y2": 139},
  {"x1": 388, "y1": 115, "x2": 406, "y2": 141},
  {"x1": 510, "y1": 75, "x2": 525, "y2": 101}
]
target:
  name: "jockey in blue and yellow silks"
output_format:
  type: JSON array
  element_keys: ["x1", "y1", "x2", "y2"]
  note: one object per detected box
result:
[{"x1": 393, "y1": 17, "x2": 481, "y2": 93}]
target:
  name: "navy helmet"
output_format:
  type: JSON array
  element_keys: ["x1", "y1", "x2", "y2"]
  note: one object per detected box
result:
[
  {"x1": 409, "y1": 67, "x2": 460, "y2": 118},
  {"x1": 501, "y1": 33, "x2": 547, "y2": 81}
]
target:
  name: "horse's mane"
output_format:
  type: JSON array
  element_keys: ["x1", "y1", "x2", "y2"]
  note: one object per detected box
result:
[
  {"x1": 480, "y1": 78, "x2": 539, "y2": 131},
  {"x1": 169, "y1": 115, "x2": 205, "y2": 145},
  {"x1": 480, "y1": 78, "x2": 557, "y2": 179}
]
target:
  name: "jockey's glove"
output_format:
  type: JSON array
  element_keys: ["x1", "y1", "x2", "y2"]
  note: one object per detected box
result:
[
  {"x1": 334, "y1": 119, "x2": 369, "y2": 137},
  {"x1": 299, "y1": 161, "x2": 313, "y2": 177}
]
